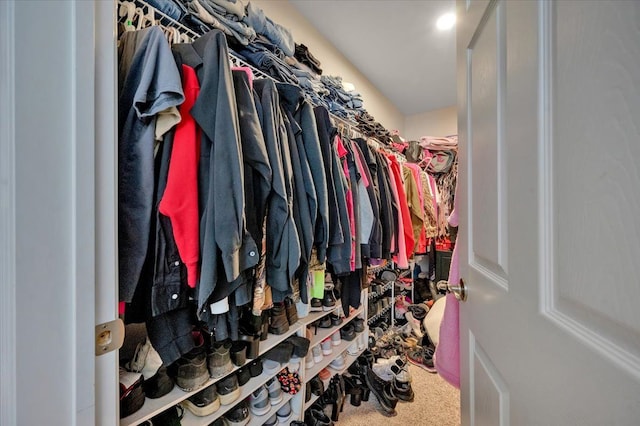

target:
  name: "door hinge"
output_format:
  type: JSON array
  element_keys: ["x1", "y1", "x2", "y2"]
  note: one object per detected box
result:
[{"x1": 95, "y1": 319, "x2": 125, "y2": 356}]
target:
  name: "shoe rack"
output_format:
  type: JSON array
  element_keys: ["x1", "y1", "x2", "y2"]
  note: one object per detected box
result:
[{"x1": 367, "y1": 261, "x2": 414, "y2": 331}]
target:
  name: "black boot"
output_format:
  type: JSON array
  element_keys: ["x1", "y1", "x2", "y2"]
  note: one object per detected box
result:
[
  {"x1": 284, "y1": 297, "x2": 298, "y2": 325},
  {"x1": 362, "y1": 364, "x2": 398, "y2": 417},
  {"x1": 268, "y1": 302, "x2": 290, "y2": 335}
]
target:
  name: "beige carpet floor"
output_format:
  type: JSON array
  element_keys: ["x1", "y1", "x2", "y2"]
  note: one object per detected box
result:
[{"x1": 335, "y1": 365, "x2": 460, "y2": 426}]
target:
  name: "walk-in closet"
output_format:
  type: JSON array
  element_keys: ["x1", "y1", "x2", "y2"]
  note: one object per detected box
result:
[{"x1": 4, "y1": 1, "x2": 640, "y2": 425}]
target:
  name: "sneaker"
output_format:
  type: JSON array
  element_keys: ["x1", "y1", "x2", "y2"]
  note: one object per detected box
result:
[
  {"x1": 322, "y1": 284, "x2": 337, "y2": 311},
  {"x1": 347, "y1": 341, "x2": 359, "y2": 356},
  {"x1": 236, "y1": 367, "x2": 251, "y2": 387},
  {"x1": 169, "y1": 332, "x2": 209, "y2": 392},
  {"x1": 249, "y1": 358, "x2": 263, "y2": 377},
  {"x1": 284, "y1": 297, "x2": 299, "y2": 325},
  {"x1": 329, "y1": 313, "x2": 343, "y2": 326},
  {"x1": 357, "y1": 331, "x2": 367, "y2": 351},
  {"x1": 312, "y1": 345, "x2": 323, "y2": 363},
  {"x1": 126, "y1": 338, "x2": 174, "y2": 399},
  {"x1": 266, "y1": 377, "x2": 283, "y2": 405},
  {"x1": 305, "y1": 351, "x2": 315, "y2": 369},
  {"x1": 224, "y1": 399, "x2": 251, "y2": 426},
  {"x1": 407, "y1": 346, "x2": 437, "y2": 373},
  {"x1": 208, "y1": 340, "x2": 234, "y2": 379},
  {"x1": 391, "y1": 366, "x2": 414, "y2": 402},
  {"x1": 218, "y1": 373, "x2": 240, "y2": 406},
  {"x1": 320, "y1": 338, "x2": 333, "y2": 355},
  {"x1": 404, "y1": 312, "x2": 424, "y2": 338},
  {"x1": 149, "y1": 405, "x2": 184, "y2": 425},
  {"x1": 352, "y1": 317, "x2": 365, "y2": 333},
  {"x1": 310, "y1": 298, "x2": 323, "y2": 312},
  {"x1": 276, "y1": 401, "x2": 293, "y2": 424},
  {"x1": 248, "y1": 385, "x2": 270, "y2": 416},
  {"x1": 329, "y1": 353, "x2": 345, "y2": 370},
  {"x1": 181, "y1": 383, "x2": 220, "y2": 416},
  {"x1": 340, "y1": 324, "x2": 356, "y2": 341},
  {"x1": 372, "y1": 356, "x2": 405, "y2": 381},
  {"x1": 119, "y1": 368, "x2": 145, "y2": 418},
  {"x1": 269, "y1": 302, "x2": 290, "y2": 335},
  {"x1": 330, "y1": 331, "x2": 341, "y2": 346},
  {"x1": 263, "y1": 413, "x2": 278, "y2": 426},
  {"x1": 263, "y1": 359, "x2": 282, "y2": 375}
]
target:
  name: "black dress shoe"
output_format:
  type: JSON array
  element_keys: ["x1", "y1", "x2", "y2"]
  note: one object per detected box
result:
[
  {"x1": 329, "y1": 313, "x2": 343, "y2": 326},
  {"x1": 310, "y1": 298, "x2": 323, "y2": 312},
  {"x1": 363, "y1": 364, "x2": 397, "y2": 417},
  {"x1": 340, "y1": 324, "x2": 356, "y2": 341}
]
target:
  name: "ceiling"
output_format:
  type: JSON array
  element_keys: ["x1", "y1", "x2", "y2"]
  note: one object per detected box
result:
[{"x1": 289, "y1": 0, "x2": 457, "y2": 116}]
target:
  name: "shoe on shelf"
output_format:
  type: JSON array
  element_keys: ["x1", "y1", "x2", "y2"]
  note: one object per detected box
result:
[
  {"x1": 352, "y1": 317, "x2": 365, "y2": 333},
  {"x1": 148, "y1": 405, "x2": 184, "y2": 425},
  {"x1": 269, "y1": 302, "x2": 290, "y2": 335},
  {"x1": 320, "y1": 338, "x2": 333, "y2": 355},
  {"x1": 284, "y1": 297, "x2": 299, "y2": 325},
  {"x1": 323, "y1": 284, "x2": 337, "y2": 311},
  {"x1": 310, "y1": 298, "x2": 324, "y2": 312},
  {"x1": 119, "y1": 367, "x2": 145, "y2": 418},
  {"x1": 329, "y1": 353, "x2": 346, "y2": 371},
  {"x1": 340, "y1": 324, "x2": 356, "y2": 341},
  {"x1": 263, "y1": 413, "x2": 278, "y2": 426},
  {"x1": 236, "y1": 367, "x2": 251, "y2": 387},
  {"x1": 347, "y1": 340, "x2": 359, "y2": 356},
  {"x1": 266, "y1": 377, "x2": 283, "y2": 405},
  {"x1": 230, "y1": 341, "x2": 247, "y2": 367},
  {"x1": 312, "y1": 345, "x2": 323, "y2": 363},
  {"x1": 263, "y1": 359, "x2": 282, "y2": 375},
  {"x1": 276, "y1": 400, "x2": 293, "y2": 424},
  {"x1": 169, "y1": 331, "x2": 209, "y2": 392},
  {"x1": 224, "y1": 399, "x2": 251, "y2": 426},
  {"x1": 305, "y1": 347, "x2": 316, "y2": 368},
  {"x1": 218, "y1": 373, "x2": 241, "y2": 406},
  {"x1": 407, "y1": 345, "x2": 437, "y2": 373},
  {"x1": 329, "y1": 313, "x2": 343, "y2": 326},
  {"x1": 208, "y1": 340, "x2": 234, "y2": 379},
  {"x1": 330, "y1": 331, "x2": 342, "y2": 346},
  {"x1": 249, "y1": 358, "x2": 263, "y2": 377},
  {"x1": 318, "y1": 368, "x2": 331, "y2": 381},
  {"x1": 248, "y1": 385, "x2": 271, "y2": 416},
  {"x1": 126, "y1": 337, "x2": 174, "y2": 399},
  {"x1": 181, "y1": 383, "x2": 220, "y2": 416},
  {"x1": 315, "y1": 315, "x2": 332, "y2": 330}
]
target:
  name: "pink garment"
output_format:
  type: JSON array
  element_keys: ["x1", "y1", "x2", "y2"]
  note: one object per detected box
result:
[
  {"x1": 231, "y1": 66, "x2": 254, "y2": 89},
  {"x1": 434, "y1": 187, "x2": 460, "y2": 389},
  {"x1": 384, "y1": 155, "x2": 408, "y2": 268},
  {"x1": 388, "y1": 155, "x2": 415, "y2": 258}
]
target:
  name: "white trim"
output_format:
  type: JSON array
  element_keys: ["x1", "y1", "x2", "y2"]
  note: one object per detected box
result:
[
  {"x1": 72, "y1": 2, "x2": 97, "y2": 423},
  {"x1": 0, "y1": 1, "x2": 17, "y2": 425}
]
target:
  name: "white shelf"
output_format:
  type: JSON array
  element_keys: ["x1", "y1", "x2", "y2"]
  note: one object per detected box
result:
[
  {"x1": 120, "y1": 324, "x2": 302, "y2": 426},
  {"x1": 180, "y1": 362, "x2": 291, "y2": 426},
  {"x1": 297, "y1": 306, "x2": 337, "y2": 326}
]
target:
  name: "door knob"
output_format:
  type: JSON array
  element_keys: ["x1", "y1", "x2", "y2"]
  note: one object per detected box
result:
[{"x1": 449, "y1": 278, "x2": 467, "y2": 302}]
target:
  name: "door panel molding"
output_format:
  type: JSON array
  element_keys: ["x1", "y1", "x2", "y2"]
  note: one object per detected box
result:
[
  {"x1": 0, "y1": 2, "x2": 17, "y2": 425},
  {"x1": 467, "y1": 0, "x2": 509, "y2": 289},
  {"x1": 538, "y1": 0, "x2": 640, "y2": 379},
  {"x1": 470, "y1": 332, "x2": 510, "y2": 426}
]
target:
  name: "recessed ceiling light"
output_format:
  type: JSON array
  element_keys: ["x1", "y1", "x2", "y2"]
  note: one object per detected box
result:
[{"x1": 437, "y1": 12, "x2": 456, "y2": 31}]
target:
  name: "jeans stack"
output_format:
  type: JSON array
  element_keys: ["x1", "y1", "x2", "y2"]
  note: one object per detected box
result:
[{"x1": 319, "y1": 75, "x2": 365, "y2": 120}]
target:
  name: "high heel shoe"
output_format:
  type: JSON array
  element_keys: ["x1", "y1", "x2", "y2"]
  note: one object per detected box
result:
[{"x1": 343, "y1": 376, "x2": 363, "y2": 406}]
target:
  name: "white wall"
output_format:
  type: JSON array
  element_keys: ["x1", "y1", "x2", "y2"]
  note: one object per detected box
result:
[
  {"x1": 404, "y1": 105, "x2": 458, "y2": 140},
  {"x1": 252, "y1": 0, "x2": 405, "y2": 133}
]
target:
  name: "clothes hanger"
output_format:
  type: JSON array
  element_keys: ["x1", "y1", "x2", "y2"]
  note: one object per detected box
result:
[{"x1": 118, "y1": 1, "x2": 137, "y2": 31}]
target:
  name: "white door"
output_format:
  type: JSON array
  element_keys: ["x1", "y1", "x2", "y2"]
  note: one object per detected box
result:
[{"x1": 457, "y1": 0, "x2": 640, "y2": 424}]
